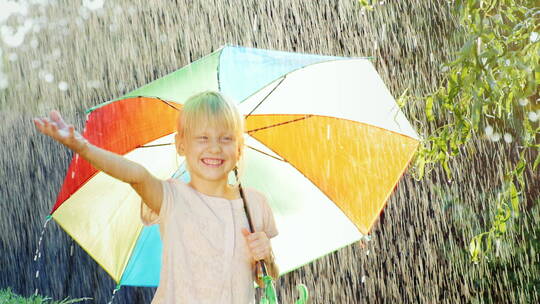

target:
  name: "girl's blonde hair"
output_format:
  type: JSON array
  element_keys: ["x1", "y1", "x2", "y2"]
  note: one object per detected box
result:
[{"x1": 177, "y1": 91, "x2": 246, "y2": 185}]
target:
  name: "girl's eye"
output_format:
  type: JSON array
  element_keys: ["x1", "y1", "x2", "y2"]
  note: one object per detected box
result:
[
  {"x1": 222, "y1": 136, "x2": 233, "y2": 142},
  {"x1": 197, "y1": 136, "x2": 208, "y2": 141}
]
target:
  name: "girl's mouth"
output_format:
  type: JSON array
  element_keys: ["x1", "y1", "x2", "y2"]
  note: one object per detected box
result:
[{"x1": 201, "y1": 158, "x2": 224, "y2": 167}]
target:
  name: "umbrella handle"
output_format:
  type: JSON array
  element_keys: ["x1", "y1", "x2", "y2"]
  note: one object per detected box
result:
[
  {"x1": 260, "y1": 275, "x2": 278, "y2": 304},
  {"x1": 259, "y1": 275, "x2": 309, "y2": 304},
  {"x1": 294, "y1": 284, "x2": 309, "y2": 304}
]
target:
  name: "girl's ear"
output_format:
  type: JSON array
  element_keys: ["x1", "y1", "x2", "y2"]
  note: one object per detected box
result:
[{"x1": 175, "y1": 133, "x2": 184, "y2": 156}]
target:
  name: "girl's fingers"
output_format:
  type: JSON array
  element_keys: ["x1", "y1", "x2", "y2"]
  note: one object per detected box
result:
[
  {"x1": 33, "y1": 118, "x2": 44, "y2": 130},
  {"x1": 51, "y1": 110, "x2": 68, "y2": 129},
  {"x1": 69, "y1": 125, "x2": 75, "y2": 137}
]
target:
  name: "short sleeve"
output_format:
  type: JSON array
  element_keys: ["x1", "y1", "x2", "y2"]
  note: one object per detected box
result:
[
  {"x1": 261, "y1": 194, "x2": 278, "y2": 239},
  {"x1": 140, "y1": 178, "x2": 175, "y2": 226}
]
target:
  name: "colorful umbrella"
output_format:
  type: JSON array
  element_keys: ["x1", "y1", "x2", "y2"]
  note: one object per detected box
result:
[{"x1": 49, "y1": 46, "x2": 419, "y2": 291}]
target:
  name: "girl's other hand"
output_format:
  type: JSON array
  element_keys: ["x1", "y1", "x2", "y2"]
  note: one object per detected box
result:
[
  {"x1": 241, "y1": 228, "x2": 272, "y2": 262},
  {"x1": 33, "y1": 110, "x2": 88, "y2": 153}
]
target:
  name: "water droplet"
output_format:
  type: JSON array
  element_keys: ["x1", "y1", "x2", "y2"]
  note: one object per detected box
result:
[
  {"x1": 87, "y1": 80, "x2": 101, "y2": 88},
  {"x1": 530, "y1": 32, "x2": 539, "y2": 43},
  {"x1": 58, "y1": 81, "x2": 68, "y2": 91},
  {"x1": 52, "y1": 48, "x2": 61, "y2": 58},
  {"x1": 83, "y1": 0, "x2": 105, "y2": 11},
  {"x1": 503, "y1": 133, "x2": 512, "y2": 143},
  {"x1": 35, "y1": 270, "x2": 39, "y2": 278},
  {"x1": 31, "y1": 60, "x2": 40, "y2": 69},
  {"x1": 518, "y1": 98, "x2": 528, "y2": 106},
  {"x1": 361, "y1": 275, "x2": 367, "y2": 283},
  {"x1": 366, "y1": 250, "x2": 370, "y2": 256},
  {"x1": 484, "y1": 125, "x2": 493, "y2": 137},
  {"x1": 8, "y1": 53, "x2": 18, "y2": 61},
  {"x1": 44, "y1": 73, "x2": 54, "y2": 83},
  {"x1": 0, "y1": 76, "x2": 8, "y2": 89},
  {"x1": 71, "y1": 171, "x2": 75, "y2": 178},
  {"x1": 79, "y1": 6, "x2": 90, "y2": 19},
  {"x1": 109, "y1": 23, "x2": 118, "y2": 32},
  {"x1": 528, "y1": 111, "x2": 538, "y2": 122},
  {"x1": 30, "y1": 38, "x2": 39, "y2": 49},
  {"x1": 490, "y1": 132, "x2": 501, "y2": 142},
  {"x1": 113, "y1": 5, "x2": 124, "y2": 15}
]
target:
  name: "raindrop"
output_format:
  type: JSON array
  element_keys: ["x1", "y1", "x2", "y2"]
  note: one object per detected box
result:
[
  {"x1": 0, "y1": 1, "x2": 29, "y2": 23},
  {"x1": 35, "y1": 270, "x2": 39, "y2": 278},
  {"x1": 503, "y1": 133, "x2": 512, "y2": 143},
  {"x1": 530, "y1": 32, "x2": 539, "y2": 43},
  {"x1": 75, "y1": 18, "x2": 84, "y2": 28},
  {"x1": 528, "y1": 111, "x2": 538, "y2": 122},
  {"x1": 127, "y1": 6, "x2": 137, "y2": 15},
  {"x1": 52, "y1": 48, "x2": 61, "y2": 59},
  {"x1": 95, "y1": 8, "x2": 106, "y2": 17},
  {"x1": 518, "y1": 98, "x2": 528, "y2": 106},
  {"x1": 441, "y1": 65, "x2": 449, "y2": 73},
  {"x1": 1, "y1": 19, "x2": 34, "y2": 47},
  {"x1": 484, "y1": 125, "x2": 493, "y2": 137},
  {"x1": 8, "y1": 52, "x2": 18, "y2": 61},
  {"x1": 44, "y1": 73, "x2": 54, "y2": 83},
  {"x1": 30, "y1": 38, "x2": 39, "y2": 49},
  {"x1": 361, "y1": 275, "x2": 367, "y2": 283},
  {"x1": 366, "y1": 250, "x2": 370, "y2": 256},
  {"x1": 87, "y1": 80, "x2": 102, "y2": 88},
  {"x1": 0, "y1": 76, "x2": 9, "y2": 90},
  {"x1": 109, "y1": 23, "x2": 119, "y2": 33},
  {"x1": 79, "y1": 6, "x2": 90, "y2": 19},
  {"x1": 113, "y1": 5, "x2": 124, "y2": 15},
  {"x1": 31, "y1": 60, "x2": 40, "y2": 69},
  {"x1": 58, "y1": 81, "x2": 68, "y2": 91},
  {"x1": 490, "y1": 132, "x2": 501, "y2": 142},
  {"x1": 32, "y1": 23, "x2": 41, "y2": 33},
  {"x1": 83, "y1": 0, "x2": 105, "y2": 11}
]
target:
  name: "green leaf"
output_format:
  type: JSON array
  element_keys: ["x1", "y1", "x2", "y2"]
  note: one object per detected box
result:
[
  {"x1": 509, "y1": 182, "x2": 519, "y2": 213},
  {"x1": 499, "y1": 221, "x2": 507, "y2": 233},
  {"x1": 426, "y1": 96, "x2": 434, "y2": 121},
  {"x1": 533, "y1": 152, "x2": 540, "y2": 171}
]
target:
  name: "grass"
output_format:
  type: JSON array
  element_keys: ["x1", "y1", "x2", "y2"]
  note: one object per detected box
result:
[{"x1": 0, "y1": 288, "x2": 91, "y2": 304}]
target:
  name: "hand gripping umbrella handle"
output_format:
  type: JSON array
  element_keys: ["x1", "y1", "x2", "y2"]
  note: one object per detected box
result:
[{"x1": 235, "y1": 169, "x2": 309, "y2": 304}]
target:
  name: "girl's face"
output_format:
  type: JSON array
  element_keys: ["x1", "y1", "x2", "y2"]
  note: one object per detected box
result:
[{"x1": 179, "y1": 123, "x2": 242, "y2": 186}]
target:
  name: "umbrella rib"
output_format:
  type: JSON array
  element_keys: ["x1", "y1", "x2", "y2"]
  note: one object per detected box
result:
[
  {"x1": 154, "y1": 96, "x2": 182, "y2": 111},
  {"x1": 246, "y1": 76, "x2": 287, "y2": 117},
  {"x1": 138, "y1": 143, "x2": 174, "y2": 148},
  {"x1": 247, "y1": 115, "x2": 313, "y2": 133},
  {"x1": 246, "y1": 145, "x2": 286, "y2": 162}
]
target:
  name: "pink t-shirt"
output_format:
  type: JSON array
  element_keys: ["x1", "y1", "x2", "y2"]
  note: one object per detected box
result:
[{"x1": 140, "y1": 179, "x2": 279, "y2": 304}]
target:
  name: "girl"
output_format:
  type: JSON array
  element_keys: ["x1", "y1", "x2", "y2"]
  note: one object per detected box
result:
[{"x1": 33, "y1": 91, "x2": 279, "y2": 303}]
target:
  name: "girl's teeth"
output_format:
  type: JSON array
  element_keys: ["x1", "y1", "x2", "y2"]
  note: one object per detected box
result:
[{"x1": 203, "y1": 159, "x2": 222, "y2": 165}]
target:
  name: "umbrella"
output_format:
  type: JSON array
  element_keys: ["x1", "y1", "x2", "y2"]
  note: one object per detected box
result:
[{"x1": 49, "y1": 45, "x2": 419, "y2": 293}]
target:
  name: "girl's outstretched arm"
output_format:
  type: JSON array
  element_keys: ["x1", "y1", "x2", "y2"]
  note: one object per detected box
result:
[{"x1": 34, "y1": 110, "x2": 163, "y2": 214}]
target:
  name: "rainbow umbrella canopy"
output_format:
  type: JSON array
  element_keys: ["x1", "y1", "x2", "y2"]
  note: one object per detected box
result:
[{"x1": 49, "y1": 45, "x2": 419, "y2": 287}]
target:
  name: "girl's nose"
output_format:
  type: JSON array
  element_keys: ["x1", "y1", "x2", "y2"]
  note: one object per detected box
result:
[{"x1": 208, "y1": 141, "x2": 222, "y2": 153}]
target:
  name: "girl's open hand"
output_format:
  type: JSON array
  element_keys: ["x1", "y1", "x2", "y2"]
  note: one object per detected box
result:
[{"x1": 33, "y1": 110, "x2": 88, "y2": 153}]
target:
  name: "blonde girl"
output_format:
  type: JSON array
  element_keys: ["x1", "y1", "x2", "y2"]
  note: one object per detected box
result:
[{"x1": 34, "y1": 91, "x2": 279, "y2": 303}]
